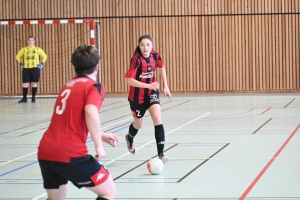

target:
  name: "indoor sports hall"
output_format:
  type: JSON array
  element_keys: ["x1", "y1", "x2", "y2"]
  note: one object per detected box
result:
[
  {"x1": 1, "y1": 1, "x2": 299, "y2": 200},
  {"x1": 1, "y1": 93, "x2": 300, "y2": 200}
]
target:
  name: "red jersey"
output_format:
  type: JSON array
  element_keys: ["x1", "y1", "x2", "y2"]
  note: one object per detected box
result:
[
  {"x1": 125, "y1": 50, "x2": 163, "y2": 104},
  {"x1": 38, "y1": 75, "x2": 105, "y2": 163}
]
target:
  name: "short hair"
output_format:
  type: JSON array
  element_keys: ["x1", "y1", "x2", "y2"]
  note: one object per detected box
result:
[
  {"x1": 71, "y1": 44, "x2": 100, "y2": 75},
  {"x1": 28, "y1": 36, "x2": 35, "y2": 40}
]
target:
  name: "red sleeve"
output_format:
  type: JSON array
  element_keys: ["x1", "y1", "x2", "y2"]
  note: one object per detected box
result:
[
  {"x1": 152, "y1": 50, "x2": 163, "y2": 68},
  {"x1": 125, "y1": 53, "x2": 140, "y2": 78},
  {"x1": 86, "y1": 83, "x2": 105, "y2": 110}
]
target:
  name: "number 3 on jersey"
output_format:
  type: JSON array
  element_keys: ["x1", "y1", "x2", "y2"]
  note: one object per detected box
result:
[{"x1": 56, "y1": 89, "x2": 71, "y2": 115}]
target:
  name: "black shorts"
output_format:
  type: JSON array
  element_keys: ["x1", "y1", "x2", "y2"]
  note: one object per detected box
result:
[
  {"x1": 22, "y1": 68, "x2": 40, "y2": 83},
  {"x1": 38, "y1": 155, "x2": 109, "y2": 189},
  {"x1": 129, "y1": 90, "x2": 160, "y2": 118}
]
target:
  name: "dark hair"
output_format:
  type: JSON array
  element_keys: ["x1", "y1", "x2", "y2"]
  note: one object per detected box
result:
[
  {"x1": 28, "y1": 36, "x2": 35, "y2": 40},
  {"x1": 71, "y1": 44, "x2": 100, "y2": 75},
  {"x1": 134, "y1": 35, "x2": 153, "y2": 54}
]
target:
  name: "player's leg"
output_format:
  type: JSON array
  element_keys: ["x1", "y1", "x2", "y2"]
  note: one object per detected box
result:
[
  {"x1": 85, "y1": 174, "x2": 116, "y2": 200},
  {"x1": 148, "y1": 92, "x2": 169, "y2": 164},
  {"x1": 38, "y1": 160, "x2": 68, "y2": 200},
  {"x1": 66, "y1": 155, "x2": 116, "y2": 200},
  {"x1": 46, "y1": 184, "x2": 68, "y2": 200},
  {"x1": 19, "y1": 69, "x2": 30, "y2": 103},
  {"x1": 125, "y1": 102, "x2": 146, "y2": 154},
  {"x1": 31, "y1": 68, "x2": 40, "y2": 102}
]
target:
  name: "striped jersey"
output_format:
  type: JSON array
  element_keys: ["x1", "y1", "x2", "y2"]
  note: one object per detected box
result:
[{"x1": 125, "y1": 50, "x2": 163, "y2": 104}]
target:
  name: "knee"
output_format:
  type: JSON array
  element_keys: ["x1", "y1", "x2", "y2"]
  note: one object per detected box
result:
[{"x1": 133, "y1": 121, "x2": 142, "y2": 129}]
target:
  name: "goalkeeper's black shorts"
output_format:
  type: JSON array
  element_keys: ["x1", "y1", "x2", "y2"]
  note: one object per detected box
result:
[{"x1": 22, "y1": 67, "x2": 40, "y2": 83}]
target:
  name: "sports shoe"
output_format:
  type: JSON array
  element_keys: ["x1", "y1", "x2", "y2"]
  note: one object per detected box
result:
[
  {"x1": 32, "y1": 97, "x2": 35, "y2": 103},
  {"x1": 18, "y1": 98, "x2": 27, "y2": 103},
  {"x1": 125, "y1": 134, "x2": 136, "y2": 155},
  {"x1": 159, "y1": 154, "x2": 170, "y2": 164}
]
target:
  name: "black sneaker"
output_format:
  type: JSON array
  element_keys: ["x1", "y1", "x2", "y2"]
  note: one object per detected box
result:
[
  {"x1": 125, "y1": 134, "x2": 136, "y2": 155},
  {"x1": 18, "y1": 98, "x2": 27, "y2": 103},
  {"x1": 32, "y1": 97, "x2": 35, "y2": 103}
]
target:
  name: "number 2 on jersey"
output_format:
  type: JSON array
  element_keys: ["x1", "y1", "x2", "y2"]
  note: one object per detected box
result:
[{"x1": 56, "y1": 89, "x2": 71, "y2": 115}]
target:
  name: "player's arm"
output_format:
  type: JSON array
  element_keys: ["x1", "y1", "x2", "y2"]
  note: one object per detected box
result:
[
  {"x1": 84, "y1": 104, "x2": 106, "y2": 160},
  {"x1": 126, "y1": 78, "x2": 160, "y2": 91},
  {"x1": 16, "y1": 48, "x2": 25, "y2": 63},
  {"x1": 157, "y1": 66, "x2": 172, "y2": 99},
  {"x1": 37, "y1": 48, "x2": 47, "y2": 63}
]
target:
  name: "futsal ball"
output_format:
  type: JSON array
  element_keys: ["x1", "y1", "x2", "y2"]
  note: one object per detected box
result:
[{"x1": 147, "y1": 157, "x2": 164, "y2": 175}]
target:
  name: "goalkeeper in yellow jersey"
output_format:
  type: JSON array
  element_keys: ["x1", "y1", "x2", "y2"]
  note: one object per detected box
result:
[{"x1": 16, "y1": 36, "x2": 47, "y2": 103}]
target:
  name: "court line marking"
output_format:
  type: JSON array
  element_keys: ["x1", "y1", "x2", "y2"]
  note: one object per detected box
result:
[
  {"x1": 252, "y1": 118, "x2": 272, "y2": 134},
  {"x1": 283, "y1": 98, "x2": 295, "y2": 108},
  {"x1": 239, "y1": 123, "x2": 300, "y2": 200},
  {"x1": 1, "y1": 100, "x2": 188, "y2": 165},
  {"x1": 32, "y1": 112, "x2": 211, "y2": 200},
  {"x1": 113, "y1": 144, "x2": 179, "y2": 181},
  {"x1": 178, "y1": 143, "x2": 230, "y2": 182},
  {"x1": 0, "y1": 152, "x2": 37, "y2": 167},
  {"x1": 0, "y1": 119, "x2": 132, "y2": 167}
]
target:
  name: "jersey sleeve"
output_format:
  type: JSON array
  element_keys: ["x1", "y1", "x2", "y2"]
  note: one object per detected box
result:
[
  {"x1": 16, "y1": 47, "x2": 26, "y2": 62},
  {"x1": 153, "y1": 51, "x2": 163, "y2": 68},
  {"x1": 125, "y1": 54, "x2": 140, "y2": 78},
  {"x1": 85, "y1": 83, "x2": 106, "y2": 110},
  {"x1": 37, "y1": 47, "x2": 48, "y2": 62}
]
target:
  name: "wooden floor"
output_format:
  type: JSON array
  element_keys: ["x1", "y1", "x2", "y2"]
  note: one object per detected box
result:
[{"x1": 0, "y1": 93, "x2": 299, "y2": 200}]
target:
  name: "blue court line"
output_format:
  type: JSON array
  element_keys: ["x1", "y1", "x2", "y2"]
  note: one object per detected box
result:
[
  {"x1": 0, "y1": 125, "x2": 129, "y2": 178},
  {"x1": 0, "y1": 161, "x2": 38, "y2": 177}
]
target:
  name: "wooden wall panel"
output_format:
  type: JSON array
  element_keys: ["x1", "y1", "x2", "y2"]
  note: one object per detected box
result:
[{"x1": 0, "y1": 0, "x2": 300, "y2": 95}]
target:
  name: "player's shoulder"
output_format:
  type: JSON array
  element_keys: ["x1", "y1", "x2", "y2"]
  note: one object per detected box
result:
[
  {"x1": 132, "y1": 52, "x2": 142, "y2": 59},
  {"x1": 151, "y1": 49, "x2": 161, "y2": 55}
]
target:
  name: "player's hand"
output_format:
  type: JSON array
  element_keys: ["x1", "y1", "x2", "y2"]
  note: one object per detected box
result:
[
  {"x1": 164, "y1": 87, "x2": 172, "y2": 99},
  {"x1": 101, "y1": 132, "x2": 119, "y2": 147},
  {"x1": 19, "y1": 63, "x2": 24, "y2": 68},
  {"x1": 37, "y1": 63, "x2": 44, "y2": 68},
  {"x1": 95, "y1": 145, "x2": 106, "y2": 161},
  {"x1": 149, "y1": 82, "x2": 160, "y2": 91}
]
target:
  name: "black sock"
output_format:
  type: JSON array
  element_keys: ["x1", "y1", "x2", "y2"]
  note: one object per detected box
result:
[
  {"x1": 32, "y1": 87, "x2": 37, "y2": 98},
  {"x1": 22, "y1": 87, "x2": 28, "y2": 98},
  {"x1": 96, "y1": 197, "x2": 109, "y2": 200},
  {"x1": 127, "y1": 123, "x2": 138, "y2": 142},
  {"x1": 155, "y1": 124, "x2": 165, "y2": 156}
]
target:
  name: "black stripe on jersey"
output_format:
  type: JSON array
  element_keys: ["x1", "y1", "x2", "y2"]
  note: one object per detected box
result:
[
  {"x1": 93, "y1": 83, "x2": 102, "y2": 94},
  {"x1": 143, "y1": 57, "x2": 151, "y2": 100},
  {"x1": 134, "y1": 59, "x2": 143, "y2": 103}
]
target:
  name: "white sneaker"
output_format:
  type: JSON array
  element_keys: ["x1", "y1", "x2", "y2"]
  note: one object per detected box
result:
[{"x1": 159, "y1": 154, "x2": 170, "y2": 164}]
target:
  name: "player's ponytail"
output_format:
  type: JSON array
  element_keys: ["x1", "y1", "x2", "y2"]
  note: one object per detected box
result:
[{"x1": 134, "y1": 45, "x2": 141, "y2": 54}]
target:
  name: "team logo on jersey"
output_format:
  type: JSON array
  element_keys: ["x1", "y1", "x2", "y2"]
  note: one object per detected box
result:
[
  {"x1": 148, "y1": 66, "x2": 151, "y2": 71},
  {"x1": 139, "y1": 72, "x2": 153, "y2": 79}
]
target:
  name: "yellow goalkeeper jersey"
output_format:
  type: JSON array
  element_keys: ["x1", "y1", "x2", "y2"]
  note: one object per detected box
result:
[{"x1": 16, "y1": 46, "x2": 47, "y2": 68}]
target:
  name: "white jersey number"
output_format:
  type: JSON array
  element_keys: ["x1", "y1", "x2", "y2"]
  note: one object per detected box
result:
[
  {"x1": 56, "y1": 89, "x2": 71, "y2": 115},
  {"x1": 136, "y1": 110, "x2": 141, "y2": 117}
]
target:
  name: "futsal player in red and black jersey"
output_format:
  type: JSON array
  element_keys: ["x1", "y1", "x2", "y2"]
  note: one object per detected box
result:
[
  {"x1": 38, "y1": 45, "x2": 119, "y2": 200},
  {"x1": 125, "y1": 35, "x2": 172, "y2": 164}
]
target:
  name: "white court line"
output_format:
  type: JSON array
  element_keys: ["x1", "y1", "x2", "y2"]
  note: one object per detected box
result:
[
  {"x1": 0, "y1": 117, "x2": 133, "y2": 167},
  {"x1": 0, "y1": 151, "x2": 37, "y2": 166},
  {"x1": 32, "y1": 112, "x2": 210, "y2": 200},
  {"x1": 105, "y1": 112, "x2": 211, "y2": 165}
]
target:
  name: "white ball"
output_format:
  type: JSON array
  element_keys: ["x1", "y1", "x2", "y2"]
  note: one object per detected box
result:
[{"x1": 147, "y1": 157, "x2": 164, "y2": 175}]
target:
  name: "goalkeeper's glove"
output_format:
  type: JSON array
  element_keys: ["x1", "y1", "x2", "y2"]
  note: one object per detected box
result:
[
  {"x1": 37, "y1": 63, "x2": 45, "y2": 68},
  {"x1": 19, "y1": 63, "x2": 24, "y2": 68}
]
